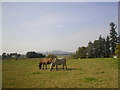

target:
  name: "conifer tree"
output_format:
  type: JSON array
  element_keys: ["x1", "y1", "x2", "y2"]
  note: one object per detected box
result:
[
  {"x1": 87, "y1": 41, "x2": 94, "y2": 58},
  {"x1": 109, "y1": 22, "x2": 118, "y2": 55},
  {"x1": 105, "y1": 36, "x2": 110, "y2": 57}
]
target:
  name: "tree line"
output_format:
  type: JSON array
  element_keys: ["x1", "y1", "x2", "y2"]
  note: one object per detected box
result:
[
  {"x1": 2, "y1": 51, "x2": 57, "y2": 60},
  {"x1": 71, "y1": 22, "x2": 120, "y2": 59},
  {"x1": 2, "y1": 53, "x2": 21, "y2": 60}
]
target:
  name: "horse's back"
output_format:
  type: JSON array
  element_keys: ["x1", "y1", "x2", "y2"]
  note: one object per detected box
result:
[
  {"x1": 54, "y1": 58, "x2": 66, "y2": 64},
  {"x1": 39, "y1": 59, "x2": 47, "y2": 63},
  {"x1": 58, "y1": 58, "x2": 66, "y2": 62},
  {"x1": 40, "y1": 58, "x2": 53, "y2": 64}
]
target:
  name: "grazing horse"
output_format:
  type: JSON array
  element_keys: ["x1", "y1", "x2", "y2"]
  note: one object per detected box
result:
[
  {"x1": 38, "y1": 58, "x2": 54, "y2": 70},
  {"x1": 49, "y1": 58, "x2": 67, "y2": 71}
]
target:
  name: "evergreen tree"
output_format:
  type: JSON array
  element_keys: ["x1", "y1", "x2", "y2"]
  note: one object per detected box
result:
[
  {"x1": 105, "y1": 36, "x2": 110, "y2": 57},
  {"x1": 109, "y1": 22, "x2": 118, "y2": 55},
  {"x1": 98, "y1": 35, "x2": 105, "y2": 57},
  {"x1": 87, "y1": 41, "x2": 94, "y2": 58},
  {"x1": 93, "y1": 40, "x2": 101, "y2": 58},
  {"x1": 102, "y1": 37, "x2": 106, "y2": 58},
  {"x1": 118, "y1": 34, "x2": 120, "y2": 43}
]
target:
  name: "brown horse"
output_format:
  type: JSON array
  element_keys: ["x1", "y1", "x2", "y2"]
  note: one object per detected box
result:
[{"x1": 38, "y1": 58, "x2": 54, "y2": 70}]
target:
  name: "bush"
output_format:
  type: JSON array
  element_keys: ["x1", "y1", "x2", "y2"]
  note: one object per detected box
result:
[
  {"x1": 26, "y1": 51, "x2": 45, "y2": 58},
  {"x1": 46, "y1": 54, "x2": 57, "y2": 59}
]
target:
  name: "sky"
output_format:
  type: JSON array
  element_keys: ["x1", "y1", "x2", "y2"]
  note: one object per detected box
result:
[{"x1": 2, "y1": 2, "x2": 118, "y2": 54}]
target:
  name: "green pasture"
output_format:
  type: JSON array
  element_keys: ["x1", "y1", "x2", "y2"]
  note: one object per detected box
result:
[
  {"x1": 2, "y1": 58, "x2": 119, "y2": 88},
  {"x1": 0, "y1": 60, "x2": 2, "y2": 89}
]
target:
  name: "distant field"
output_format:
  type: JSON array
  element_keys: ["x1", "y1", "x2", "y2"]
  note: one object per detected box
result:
[
  {"x1": 0, "y1": 60, "x2": 2, "y2": 89},
  {"x1": 2, "y1": 58, "x2": 118, "y2": 88}
]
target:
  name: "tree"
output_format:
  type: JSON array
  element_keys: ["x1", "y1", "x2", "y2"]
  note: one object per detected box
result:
[
  {"x1": 76, "y1": 46, "x2": 87, "y2": 59},
  {"x1": 2, "y1": 53, "x2": 7, "y2": 59},
  {"x1": 16, "y1": 54, "x2": 21, "y2": 58},
  {"x1": 118, "y1": 34, "x2": 120, "y2": 43},
  {"x1": 26, "y1": 51, "x2": 45, "y2": 58},
  {"x1": 98, "y1": 35, "x2": 105, "y2": 58},
  {"x1": 6, "y1": 53, "x2": 11, "y2": 58},
  {"x1": 105, "y1": 36, "x2": 110, "y2": 57},
  {"x1": 87, "y1": 41, "x2": 94, "y2": 58},
  {"x1": 115, "y1": 43, "x2": 120, "y2": 58},
  {"x1": 38, "y1": 53, "x2": 46, "y2": 58},
  {"x1": 109, "y1": 22, "x2": 118, "y2": 55},
  {"x1": 70, "y1": 54, "x2": 78, "y2": 59},
  {"x1": 93, "y1": 40, "x2": 101, "y2": 58},
  {"x1": 46, "y1": 54, "x2": 57, "y2": 59},
  {"x1": 102, "y1": 37, "x2": 106, "y2": 57}
]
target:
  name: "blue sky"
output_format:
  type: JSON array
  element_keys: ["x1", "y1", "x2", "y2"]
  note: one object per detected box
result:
[{"x1": 2, "y1": 2, "x2": 118, "y2": 54}]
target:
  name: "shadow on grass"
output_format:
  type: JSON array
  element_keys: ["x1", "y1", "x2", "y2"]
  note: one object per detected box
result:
[
  {"x1": 66, "y1": 68, "x2": 78, "y2": 70},
  {"x1": 38, "y1": 68, "x2": 82, "y2": 71},
  {"x1": 32, "y1": 72, "x2": 42, "y2": 74},
  {"x1": 57, "y1": 68, "x2": 82, "y2": 71}
]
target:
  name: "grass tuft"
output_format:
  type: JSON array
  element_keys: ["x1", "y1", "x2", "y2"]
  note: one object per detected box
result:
[
  {"x1": 85, "y1": 77, "x2": 98, "y2": 82},
  {"x1": 32, "y1": 72, "x2": 41, "y2": 74}
]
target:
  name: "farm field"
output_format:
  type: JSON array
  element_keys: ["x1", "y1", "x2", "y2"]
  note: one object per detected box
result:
[{"x1": 2, "y1": 58, "x2": 119, "y2": 88}]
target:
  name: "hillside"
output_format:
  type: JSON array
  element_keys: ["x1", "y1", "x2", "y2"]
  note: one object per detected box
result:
[{"x1": 39, "y1": 50, "x2": 74, "y2": 56}]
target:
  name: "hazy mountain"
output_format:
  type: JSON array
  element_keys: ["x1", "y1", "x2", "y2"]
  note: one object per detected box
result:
[
  {"x1": 50, "y1": 50, "x2": 71, "y2": 54},
  {"x1": 39, "y1": 50, "x2": 74, "y2": 56}
]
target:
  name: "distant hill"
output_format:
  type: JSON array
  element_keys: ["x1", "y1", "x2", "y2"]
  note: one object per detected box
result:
[
  {"x1": 50, "y1": 50, "x2": 72, "y2": 56},
  {"x1": 39, "y1": 50, "x2": 74, "y2": 56}
]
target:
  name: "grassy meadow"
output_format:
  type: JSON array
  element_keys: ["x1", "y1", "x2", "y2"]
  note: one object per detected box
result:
[
  {"x1": 0, "y1": 60, "x2": 2, "y2": 89},
  {"x1": 2, "y1": 58, "x2": 119, "y2": 88}
]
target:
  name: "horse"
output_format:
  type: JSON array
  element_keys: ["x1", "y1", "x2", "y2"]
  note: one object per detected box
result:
[
  {"x1": 38, "y1": 58, "x2": 54, "y2": 70},
  {"x1": 49, "y1": 58, "x2": 67, "y2": 71}
]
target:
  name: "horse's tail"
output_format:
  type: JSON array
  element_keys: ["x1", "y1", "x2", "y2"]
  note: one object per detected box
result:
[{"x1": 38, "y1": 62, "x2": 42, "y2": 69}]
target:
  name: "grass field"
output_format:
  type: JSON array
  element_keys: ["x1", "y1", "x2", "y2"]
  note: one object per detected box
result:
[
  {"x1": 0, "y1": 60, "x2": 2, "y2": 89},
  {"x1": 2, "y1": 58, "x2": 119, "y2": 88}
]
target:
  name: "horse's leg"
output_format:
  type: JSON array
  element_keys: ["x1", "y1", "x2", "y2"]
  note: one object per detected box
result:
[
  {"x1": 65, "y1": 63, "x2": 67, "y2": 69},
  {"x1": 50, "y1": 67, "x2": 53, "y2": 71},
  {"x1": 62, "y1": 64, "x2": 64, "y2": 69},
  {"x1": 56, "y1": 65, "x2": 58, "y2": 71},
  {"x1": 38, "y1": 63, "x2": 42, "y2": 69},
  {"x1": 45, "y1": 64, "x2": 47, "y2": 70},
  {"x1": 42, "y1": 64, "x2": 44, "y2": 70},
  {"x1": 50, "y1": 64, "x2": 53, "y2": 71}
]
